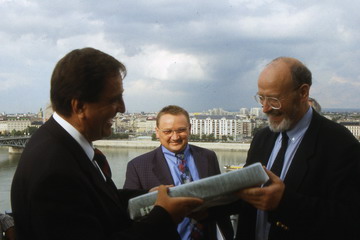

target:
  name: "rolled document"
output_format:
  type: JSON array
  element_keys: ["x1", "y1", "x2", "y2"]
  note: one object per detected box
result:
[{"x1": 128, "y1": 162, "x2": 268, "y2": 220}]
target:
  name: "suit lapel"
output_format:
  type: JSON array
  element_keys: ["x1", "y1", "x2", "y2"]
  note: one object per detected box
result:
[
  {"x1": 246, "y1": 128, "x2": 278, "y2": 167},
  {"x1": 284, "y1": 112, "x2": 320, "y2": 190},
  {"x1": 261, "y1": 132, "x2": 279, "y2": 166},
  {"x1": 45, "y1": 117, "x2": 122, "y2": 207},
  {"x1": 190, "y1": 145, "x2": 208, "y2": 179},
  {"x1": 152, "y1": 147, "x2": 175, "y2": 185}
]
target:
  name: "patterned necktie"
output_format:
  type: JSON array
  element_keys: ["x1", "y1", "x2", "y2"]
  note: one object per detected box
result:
[
  {"x1": 93, "y1": 148, "x2": 112, "y2": 178},
  {"x1": 176, "y1": 153, "x2": 192, "y2": 184},
  {"x1": 270, "y1": 132, "x2": 289, "y2": 177},
  {"x1": 175, "y1": 153, "x2": 203, "y2": 239}
]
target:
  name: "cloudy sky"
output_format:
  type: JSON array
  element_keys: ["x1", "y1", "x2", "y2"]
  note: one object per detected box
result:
[{"x1": 0, "y1": 0, "x2": 359, "y2": 113}]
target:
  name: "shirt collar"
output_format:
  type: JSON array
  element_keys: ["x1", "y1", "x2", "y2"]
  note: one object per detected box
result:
[
  {"x1": 161, "y1": 144, "x2": 190, "y2": 162},
  {"x1": 286, "y1": 107, "x2": 313, "y2": 143},
  {"x1": 53, "y1": 112, "x2": 95, "y2": 161}
]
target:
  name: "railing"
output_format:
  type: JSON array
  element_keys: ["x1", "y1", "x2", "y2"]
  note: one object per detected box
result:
[{"x1": 0, "y1": 136, "x2": 31, "y2": 148}]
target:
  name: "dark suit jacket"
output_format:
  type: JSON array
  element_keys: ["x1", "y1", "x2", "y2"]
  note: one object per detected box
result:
[
  {"x1": 123, "y1": 145, "x2": 234, "y2": 240},
  {"x1": 11, "y1": 117, "x2": 180, "y2": 240},
  {"x1": 235, "y1": 110, "x2": 360, "y2": 240}
]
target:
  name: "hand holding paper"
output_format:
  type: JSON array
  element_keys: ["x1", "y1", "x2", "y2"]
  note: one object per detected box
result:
[
  {"x1": 128, "y1": 163, "x2": 269, "y2": 220},
  {"x1": 236, "y1": 167, "x2": 285, "y2": 211},
  {"x1": 155, "y1": 185, "x2": 204, "y2": 223}
]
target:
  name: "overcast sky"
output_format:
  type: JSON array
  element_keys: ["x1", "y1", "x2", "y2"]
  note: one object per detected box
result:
[{"x1": 1, "y1": 0, "x2": 359, "y2": 114}]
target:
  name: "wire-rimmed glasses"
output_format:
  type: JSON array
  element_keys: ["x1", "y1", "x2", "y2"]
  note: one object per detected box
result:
[
  {"x1": 254, "y1": 84, "x2": 303, "y2": 110},
  {"x1": 158, "y1": 127, "x2": 189, "y2": 136},
  {"x1": 254, "y1": 94, "x2": 283, "y2": 110}
]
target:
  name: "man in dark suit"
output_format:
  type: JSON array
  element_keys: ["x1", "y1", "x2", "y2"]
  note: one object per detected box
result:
[
  {"x1": 124, "y1": 105, "x2": 233, "y2": 240},
  {"x1": 233, "y1": 57, "x2": 360, "y2": 240},
  {"x1": 11, "y1": 48, "x2": 203, "y2": 240}
]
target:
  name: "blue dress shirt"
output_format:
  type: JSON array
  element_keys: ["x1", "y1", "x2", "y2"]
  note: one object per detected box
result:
[
  {"x1": 256, "y1": 107, "x2": 313, "y2": 240},
  {"x1": 162, "y1": 145, "x2": 200, "y2": 240}
]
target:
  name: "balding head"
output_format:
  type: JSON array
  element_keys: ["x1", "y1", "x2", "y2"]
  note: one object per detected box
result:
[
  {"x1": 267, "y1": 57, "x2": 312, "y2": 89},
  {"x1": 257, "y1": 57, "x2": 312, "y2": 132}
]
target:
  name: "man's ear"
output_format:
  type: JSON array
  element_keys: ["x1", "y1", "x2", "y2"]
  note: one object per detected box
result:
[
  {"x1": 71, "y1": 99, "x2": 86, "y2": 117},
  {"x1": 155, "y1": 127, "x2": 160, "y2": 139},
  {"x1": 299, "y1": 84, "x2": 310, "y2": 99}
]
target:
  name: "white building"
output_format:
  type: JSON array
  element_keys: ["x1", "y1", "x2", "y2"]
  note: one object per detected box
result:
[
  {"x1": 239, "y1": 108, "x2": 249, "y2": 115},
  {"x1": 7, "y1": 117, "x2": 32, "y2": 132},
  {"x1": 250, "y1": 107, "x2": 264, "y2": 117},
  {"x1": 0, "y1": 121, "x2": 7, "y2": 134},
  {"x1": 190, "y1": 115, "x2": 255, "y2": 140},
  {"x1": 340, "y1": 122, "x2": 360, "y2": 140},
  {"x1": 136, "y1": 116, "x2": 156, "y2": 133}
]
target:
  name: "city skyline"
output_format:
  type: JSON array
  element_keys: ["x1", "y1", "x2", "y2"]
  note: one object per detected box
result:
[
  {"x1": 1, "y1": 1, "x2": 360, "y2": 113},
  {"x1": 1, "y1": 106, "x2": 360, "y2": 116}
]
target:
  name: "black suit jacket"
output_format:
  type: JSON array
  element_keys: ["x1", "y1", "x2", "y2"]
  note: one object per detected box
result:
[
  {"x1": 11, "y1": 117, "x2": 180, "y2": 240},
  {"x1": 235, "y1": 110, "x2": 360, "y2": 240},
  {"x1": 123, "y1": 145, "x2": 234, "y2": 240}
]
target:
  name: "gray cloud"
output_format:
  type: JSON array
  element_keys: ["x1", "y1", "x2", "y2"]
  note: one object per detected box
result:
[{"x1": 0, "y1": 0, "x2": 359, "y2": 113}]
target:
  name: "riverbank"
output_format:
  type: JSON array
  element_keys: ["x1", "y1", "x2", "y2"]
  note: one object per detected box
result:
[{"x1": 94, "y1": 140, "x2": 250, "y2": 152}]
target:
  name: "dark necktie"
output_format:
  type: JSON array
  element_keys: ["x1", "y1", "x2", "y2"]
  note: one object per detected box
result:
[
  {"x1": 93, "y1": 148, "x2": 112, "y2": 178},
  {"x1": 270, "y1": 132, "x2": 289, "y2": 177}
]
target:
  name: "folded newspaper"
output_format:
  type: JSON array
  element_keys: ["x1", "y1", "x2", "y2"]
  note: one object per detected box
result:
[{"x1": 128, "y1": 162, "x2": 268, "y2": 220}]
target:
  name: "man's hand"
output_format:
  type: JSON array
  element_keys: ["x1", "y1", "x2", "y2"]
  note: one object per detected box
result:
[
  {"x1": 236, "y1": 168, "x2": 285, "y2": 211},
  {"x1": 154, "y1": 185, "x2": 204, "y2": 223},
  {"x1": 5, "y1": 226, "x2": 16, "y2": 240}
]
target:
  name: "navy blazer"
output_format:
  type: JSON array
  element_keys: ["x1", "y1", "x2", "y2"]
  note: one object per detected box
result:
[
  {"x1": 235, "y1": 110, "x2": 360, "y2": 240},
  {"x1": 11, "y1": 116, "x2": 180, "y2": 240},
  {"x1": 123, "y1": 145, "x2": 221, "y2": 189},
  {"x1": 124, "y1": 145, "x2": 234, "y2": 240}
]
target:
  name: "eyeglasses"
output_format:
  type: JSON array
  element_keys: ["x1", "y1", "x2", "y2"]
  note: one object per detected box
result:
[
  {"x1": 158, "y1": 127, "x2": 189, "y2": 136},
  {"x1": 254, "y1": 94, "x2": 284, "y2": 109},
  {"x1": 254, "y1": 85, "x2": 302, "y2": 110}
]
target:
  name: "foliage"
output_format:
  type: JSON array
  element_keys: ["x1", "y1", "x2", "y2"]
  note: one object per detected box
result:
[
  {"x1": 151, "y1": 133, "x2": 157, "y2": 141},
  {"x1": 105, "y1": 133, "x2": 129, "y2": 139}
]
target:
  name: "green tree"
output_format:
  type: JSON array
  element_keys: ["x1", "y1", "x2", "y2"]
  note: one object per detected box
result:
[
  {"x1": 25, "y1": 126, "x2": 39, "y2": 135},
  {"x1": 190, "y1": 134, "x2": 201, "y2": 141},
  {"x1": 152, "y1": 133, "x2": 157, "y2": 141},
  {"x1": 207, "y1": 133, "x2": 215, "y2": 142}
]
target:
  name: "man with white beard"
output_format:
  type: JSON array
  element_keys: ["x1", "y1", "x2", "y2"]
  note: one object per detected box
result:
[{"x1": 231, "y1": 57, "x2": 360, "y2": 240}]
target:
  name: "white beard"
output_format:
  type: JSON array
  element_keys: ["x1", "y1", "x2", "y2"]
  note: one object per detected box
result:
[{"x1": 268, "y1": 117, "x2": 292, "y2": 132}]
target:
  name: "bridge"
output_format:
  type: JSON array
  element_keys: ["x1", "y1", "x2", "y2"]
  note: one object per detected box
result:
[{"x1": 0, "y1": 136, "x2": 31, "y2": 153}]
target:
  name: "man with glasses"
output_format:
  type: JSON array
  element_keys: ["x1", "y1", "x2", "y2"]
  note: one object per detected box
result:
[
  {"x1": 124, "y1": 105, "x2": 233, "y2": 240},
  {"x1": 227, "y1": 57, "x2": 360, "y2": 240}
]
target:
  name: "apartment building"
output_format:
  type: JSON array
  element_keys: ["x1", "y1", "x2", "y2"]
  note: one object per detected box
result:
[
  {"x1": 136, "y1": 116, "x2": 156, "y2": 133},
  {"x1": 340, "y1": 121, "x2": 360, "y2": 139},
  {"x1": 190, "y1": 115, "x2": 255, "y2": 140},
  {"x1": 7, "y1": 117, "x2": 32, "y2": 132}
]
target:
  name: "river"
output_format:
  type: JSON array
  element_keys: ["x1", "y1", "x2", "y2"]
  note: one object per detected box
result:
[{"x1": 0, "y1": 146, "x2": 247, "y2": 211}]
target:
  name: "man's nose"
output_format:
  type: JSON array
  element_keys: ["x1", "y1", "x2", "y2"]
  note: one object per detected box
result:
[
  {"x1": 170, "y1": 131, "x2": 180, "y2": 139},
  {"x1": 116, "y1": 98, "x2": 126, "y2": 113},
  {"x1": 262, "y1": 100, "x2": 272, "y2": 113}
]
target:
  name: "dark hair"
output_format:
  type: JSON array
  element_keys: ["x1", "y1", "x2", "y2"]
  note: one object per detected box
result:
[
  {"x1": 271, "y1": 57, "x2": 312, "y2": 88},
  {"x1": 50, "y1": 47, "x2": 126, "y2": 117},
  {"x1": 156, "y1": 105, "x2": 190, "y2": 127}
]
